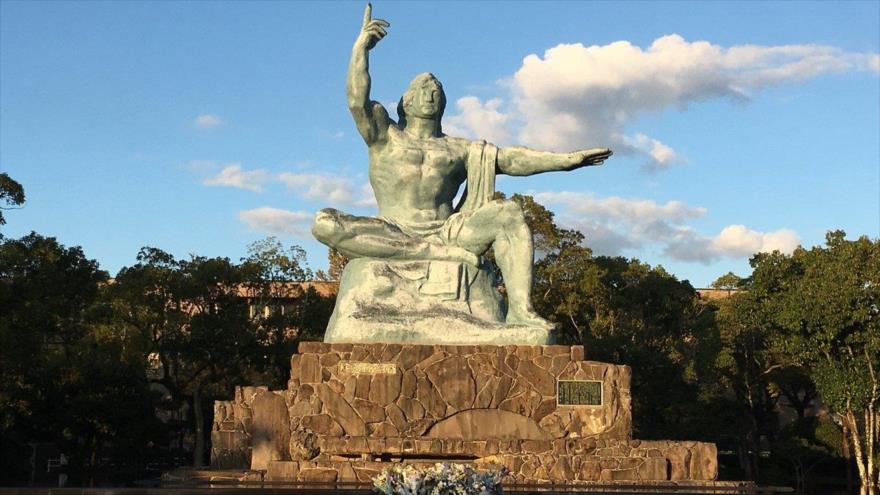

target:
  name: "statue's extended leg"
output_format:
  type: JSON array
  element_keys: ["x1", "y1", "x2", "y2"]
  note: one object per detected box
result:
[
  {"x1": 312, "y1": 208, "x2": 478, "y2": 265},
  {"x1": 455, "y1": 200, "x2": 554, "y2": 329}
]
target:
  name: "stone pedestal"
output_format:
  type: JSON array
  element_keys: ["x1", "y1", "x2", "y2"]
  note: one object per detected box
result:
[{"x1": 211, "y1": 342, "x2": 718, "y2": 485}]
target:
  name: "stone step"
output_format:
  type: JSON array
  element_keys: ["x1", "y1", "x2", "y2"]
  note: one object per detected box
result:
[
  {"x1": 267, "y1": 445, "x2": 717, "y2": 484},
  {"x1": 318, "y1": 435, "x2": 711, "y2": 459},
  {"x1": 311, "y1": 437, "x2": 716, "y2": 482}
]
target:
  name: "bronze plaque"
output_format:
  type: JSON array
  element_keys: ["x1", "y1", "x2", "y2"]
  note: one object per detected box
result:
[
  {"x1": 557, "y1": 380, "x2": 602, "y2": 406},
  {"x1": 338, "y1": 361, "x2": 397, "y2": 375}
]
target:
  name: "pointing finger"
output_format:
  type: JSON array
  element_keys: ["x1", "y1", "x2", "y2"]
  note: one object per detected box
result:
[{"x1": 362, "y1": 3, "x2": 372, "y2": 27}]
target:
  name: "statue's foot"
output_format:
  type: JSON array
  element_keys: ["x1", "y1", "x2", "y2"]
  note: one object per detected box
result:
[{"x1": 506, "y1": 309, "x2": 556, "y2": 330}]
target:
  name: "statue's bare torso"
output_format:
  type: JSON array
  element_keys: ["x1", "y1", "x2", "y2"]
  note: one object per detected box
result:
[{"x1": 369, "y1": 126, "x2": 469, "y2": 224}]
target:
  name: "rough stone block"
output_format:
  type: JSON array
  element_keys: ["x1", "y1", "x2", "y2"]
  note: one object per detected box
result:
[
  {"x1": 316, "y1": 383, "x2": 365, "y2": 436},
  {"x1": 250, "y1": 391, "x2": 291, "y2": 470},
  {"x1": 299, "y1": 467, "x2": 338, "y2": 482},
  {"x1": 300, "y1": 354, "x2": 321, "y2": 384},
  {"x1": 689, "y1": 442, "x2": 718, "y2": 481},
  {"x1": 266, "y1": 461, "x2": 299, "y2": 481},
  {"x1": 425, "y1": 356, "x2": 476, "y2": 410},
  {"x1": 638, "y1": 456, "x2": 668, "y2": 481}
]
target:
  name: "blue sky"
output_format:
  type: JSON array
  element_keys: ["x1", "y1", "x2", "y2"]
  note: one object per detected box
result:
[{"x1": 2, "y1": 1, "x2": 878, "y2": 287}]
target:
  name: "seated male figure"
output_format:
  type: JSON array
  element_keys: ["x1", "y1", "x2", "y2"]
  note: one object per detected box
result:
[{"x1": 312, "y1": 5, "x2": 611, "y2": 330}]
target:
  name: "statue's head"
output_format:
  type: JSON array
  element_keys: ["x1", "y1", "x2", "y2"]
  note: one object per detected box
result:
[{"x1": 397, "y1": 73, "x2": 446, "y2": 125}]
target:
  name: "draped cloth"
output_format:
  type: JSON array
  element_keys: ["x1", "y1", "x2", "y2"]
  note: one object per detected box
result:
[
  {"x1": 456, "y1": 140, "x2": 498, "y2": 214},
  {"x1": 412, "y1": 139, "x2": 499, "y2": 300}
]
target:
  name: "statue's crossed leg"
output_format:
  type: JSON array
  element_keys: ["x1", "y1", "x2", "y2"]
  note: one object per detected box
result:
[{"x1": 311, "y1": 199, "x2": 552, "y2": 329}]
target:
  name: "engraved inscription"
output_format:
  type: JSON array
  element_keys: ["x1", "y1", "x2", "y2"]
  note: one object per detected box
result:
[
  {"x1": 338, "y1": 361, "x2": 397, "y2": 375},
  {"x1": 557, "y1": 380, "x2": 602, "y2": 406}
]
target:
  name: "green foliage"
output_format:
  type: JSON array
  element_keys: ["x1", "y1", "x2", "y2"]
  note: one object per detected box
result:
[
  {"x1": 106, "y1": 247, "x2": 266, "y2": 466},
  {"x1": 766, "y1": 231, "x2": 879, "y2": 413},
  {"x1": 316, "y1": 248, "x2": 349, "y2": 281},
  {"x1": 0, "y1": 233, "x2": 163, "y2": 485},
  {"x1": 711, "y1": 271, "x2": 744, "y2": 290},
  {"x1": 14, "y1": 234, "x2": 335, "y2": 478},
  {"x1": 101, "y1": 237, "x2": 335, "y2": 466},
  {"x1": 733, "y1": 230, "x2": 879, "y2": 490},
  {"x1": 241, "y1": 237, "x2": 335, "y2": 386},
  {"x1": 0, "y1": 172, "x2": 26, "y2": 230},
  {"x1": 243, "y1": 236, "x2": 312, "y2": 282}
]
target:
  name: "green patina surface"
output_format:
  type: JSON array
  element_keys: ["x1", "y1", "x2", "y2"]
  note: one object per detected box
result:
[{"x1": 312, "y1": 5, "x2": 611, "y2": 344}]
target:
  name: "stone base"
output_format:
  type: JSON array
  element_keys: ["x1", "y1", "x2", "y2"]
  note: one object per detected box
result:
[
  {"x1": 212, "y1": 342, "x2": 719, "y2": 485},
  {"x1": 288, "y1": 342, "x2": 632, "y2": 441}
]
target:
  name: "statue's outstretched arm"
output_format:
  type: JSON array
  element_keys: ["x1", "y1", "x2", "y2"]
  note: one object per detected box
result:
[
  {"x1": 347, "y1": 4, "x2": 391, "y2": 145},
  {"x1": 495, "y1": 146, "x2": 612, "y2": 176}
]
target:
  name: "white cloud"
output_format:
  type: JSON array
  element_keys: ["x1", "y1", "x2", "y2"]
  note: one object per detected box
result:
[
  {"x1": 622, "y1": 133, "x2": 681, "y2": 171},
  {"x1": 203, "y1": 163, "x2": 268, "y2": 192},
  {"x1": 535, "y1": 191, "x2": 706, "y2": 224},
  {"x1": 445, "y1": 35, "x2": 878, "y2": 170},
  {"x1": 238, "y1": 207, "x2": 313, "y2": 237},
  {"x1": 194, "y1": 114, "x2": 222, "y2": 129},
  {"x1": 355, "y1": 183, "x2": 378, "y2": 208},
  {"x1": 711, "y1": 224, "x2": 800, "y2": 258},
  {"x1": 444, "y1": 97, "x2": 510, "y2": 144},
  {"x1": 278, "y1": 172, "x2": 376, "y2": 208},
  {"x1": 534, "y1": 190, "x2": 800, "y2": 263}
]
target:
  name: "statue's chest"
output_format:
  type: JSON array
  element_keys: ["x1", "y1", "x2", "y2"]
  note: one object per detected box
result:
[{"x1": 375, "y1": 145, "x2": 461, "y2": 183}]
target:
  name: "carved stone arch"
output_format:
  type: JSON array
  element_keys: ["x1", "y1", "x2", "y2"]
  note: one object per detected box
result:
[{"x1": 424, "y1": 408, "x2": 551, "y2": 440}]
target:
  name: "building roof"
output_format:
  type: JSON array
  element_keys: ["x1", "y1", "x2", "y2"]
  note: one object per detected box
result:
[
  {"x1": 695, "y1": 288, "x2": 742, "y2": 301},
  {"x1": 233, "y1": 281, "x2": 338, "y2": 299}
]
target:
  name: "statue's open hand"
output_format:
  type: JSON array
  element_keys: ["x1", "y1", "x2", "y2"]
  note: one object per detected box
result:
[
  {"x1": 356, "y1": 4, "x2": 390, "y2": 51},
  {"x1": 571, "y1": 148, "x2": 613, "y2": 169}
]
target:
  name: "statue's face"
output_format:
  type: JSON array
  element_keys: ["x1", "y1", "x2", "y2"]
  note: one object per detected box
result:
[{"x1": 404, "y1": 74, "x2": 445, "y2": 120}]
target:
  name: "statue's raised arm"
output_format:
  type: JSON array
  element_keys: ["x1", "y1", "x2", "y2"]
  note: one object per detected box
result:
[{"x1": 347, "y1": 4, "x2": 392, "y2": 145}]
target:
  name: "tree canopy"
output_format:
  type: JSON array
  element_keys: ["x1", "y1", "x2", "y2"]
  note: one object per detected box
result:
[{"x1": 0, "y1": 172, "x2": 25, "y2": 232}]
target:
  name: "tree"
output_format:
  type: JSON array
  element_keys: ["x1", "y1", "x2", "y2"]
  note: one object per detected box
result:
[
  {"x1": 106, "y1": 239, "x2": 335, "y2": 467},
  {"x1": 712, "y1": 288, "x2": 784, "y2": 481},
  {"x1": 580, "y1": 257, "x2": 718, "y2": 440},
  {"x1": 0, "y1": 173, "x2": 25, "y2": 234},
  {"x1": 0, "y1": 233, "x2": 161, "y2": 486},
  {"x1": 241, "y1": 237, "x2": 334, "y2": 387},
  {"x1": 107, "y1": 248, "x2": 263, "y2": 467},
  {"x1": 513, "y1": 193, "x2": 596, "y2": 344},
  {"x1": 317, "y1": 248, "x2": 349, "y2": 282},
  {"x1": 765, "y1": 231, "x2": 879, "y2": 494},
  {"x1": 711, "y1": 271, "x2": 744, "y2": 290}
]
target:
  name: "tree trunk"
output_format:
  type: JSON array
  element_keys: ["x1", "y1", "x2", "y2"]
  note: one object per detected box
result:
[
  {"x1": 867, "y1": 407, "x2": 876, "y2": 495},
  {"x1": 193, "y1": 382, "x2": 205, "y2": 467},
  {"x1": 737, "y1": 443, "x2": 751, "y2": 479},
  {"x1": 846, "y1": 408, "x2": 879, "y2": 495},
  {"x1": 844, "y1": 422, "x2": 855, "y2": 495}
]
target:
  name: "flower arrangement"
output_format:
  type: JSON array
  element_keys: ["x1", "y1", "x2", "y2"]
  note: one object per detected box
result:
[{"x1": 372, "y1": 462, "x2": 509, "y2": 495}]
